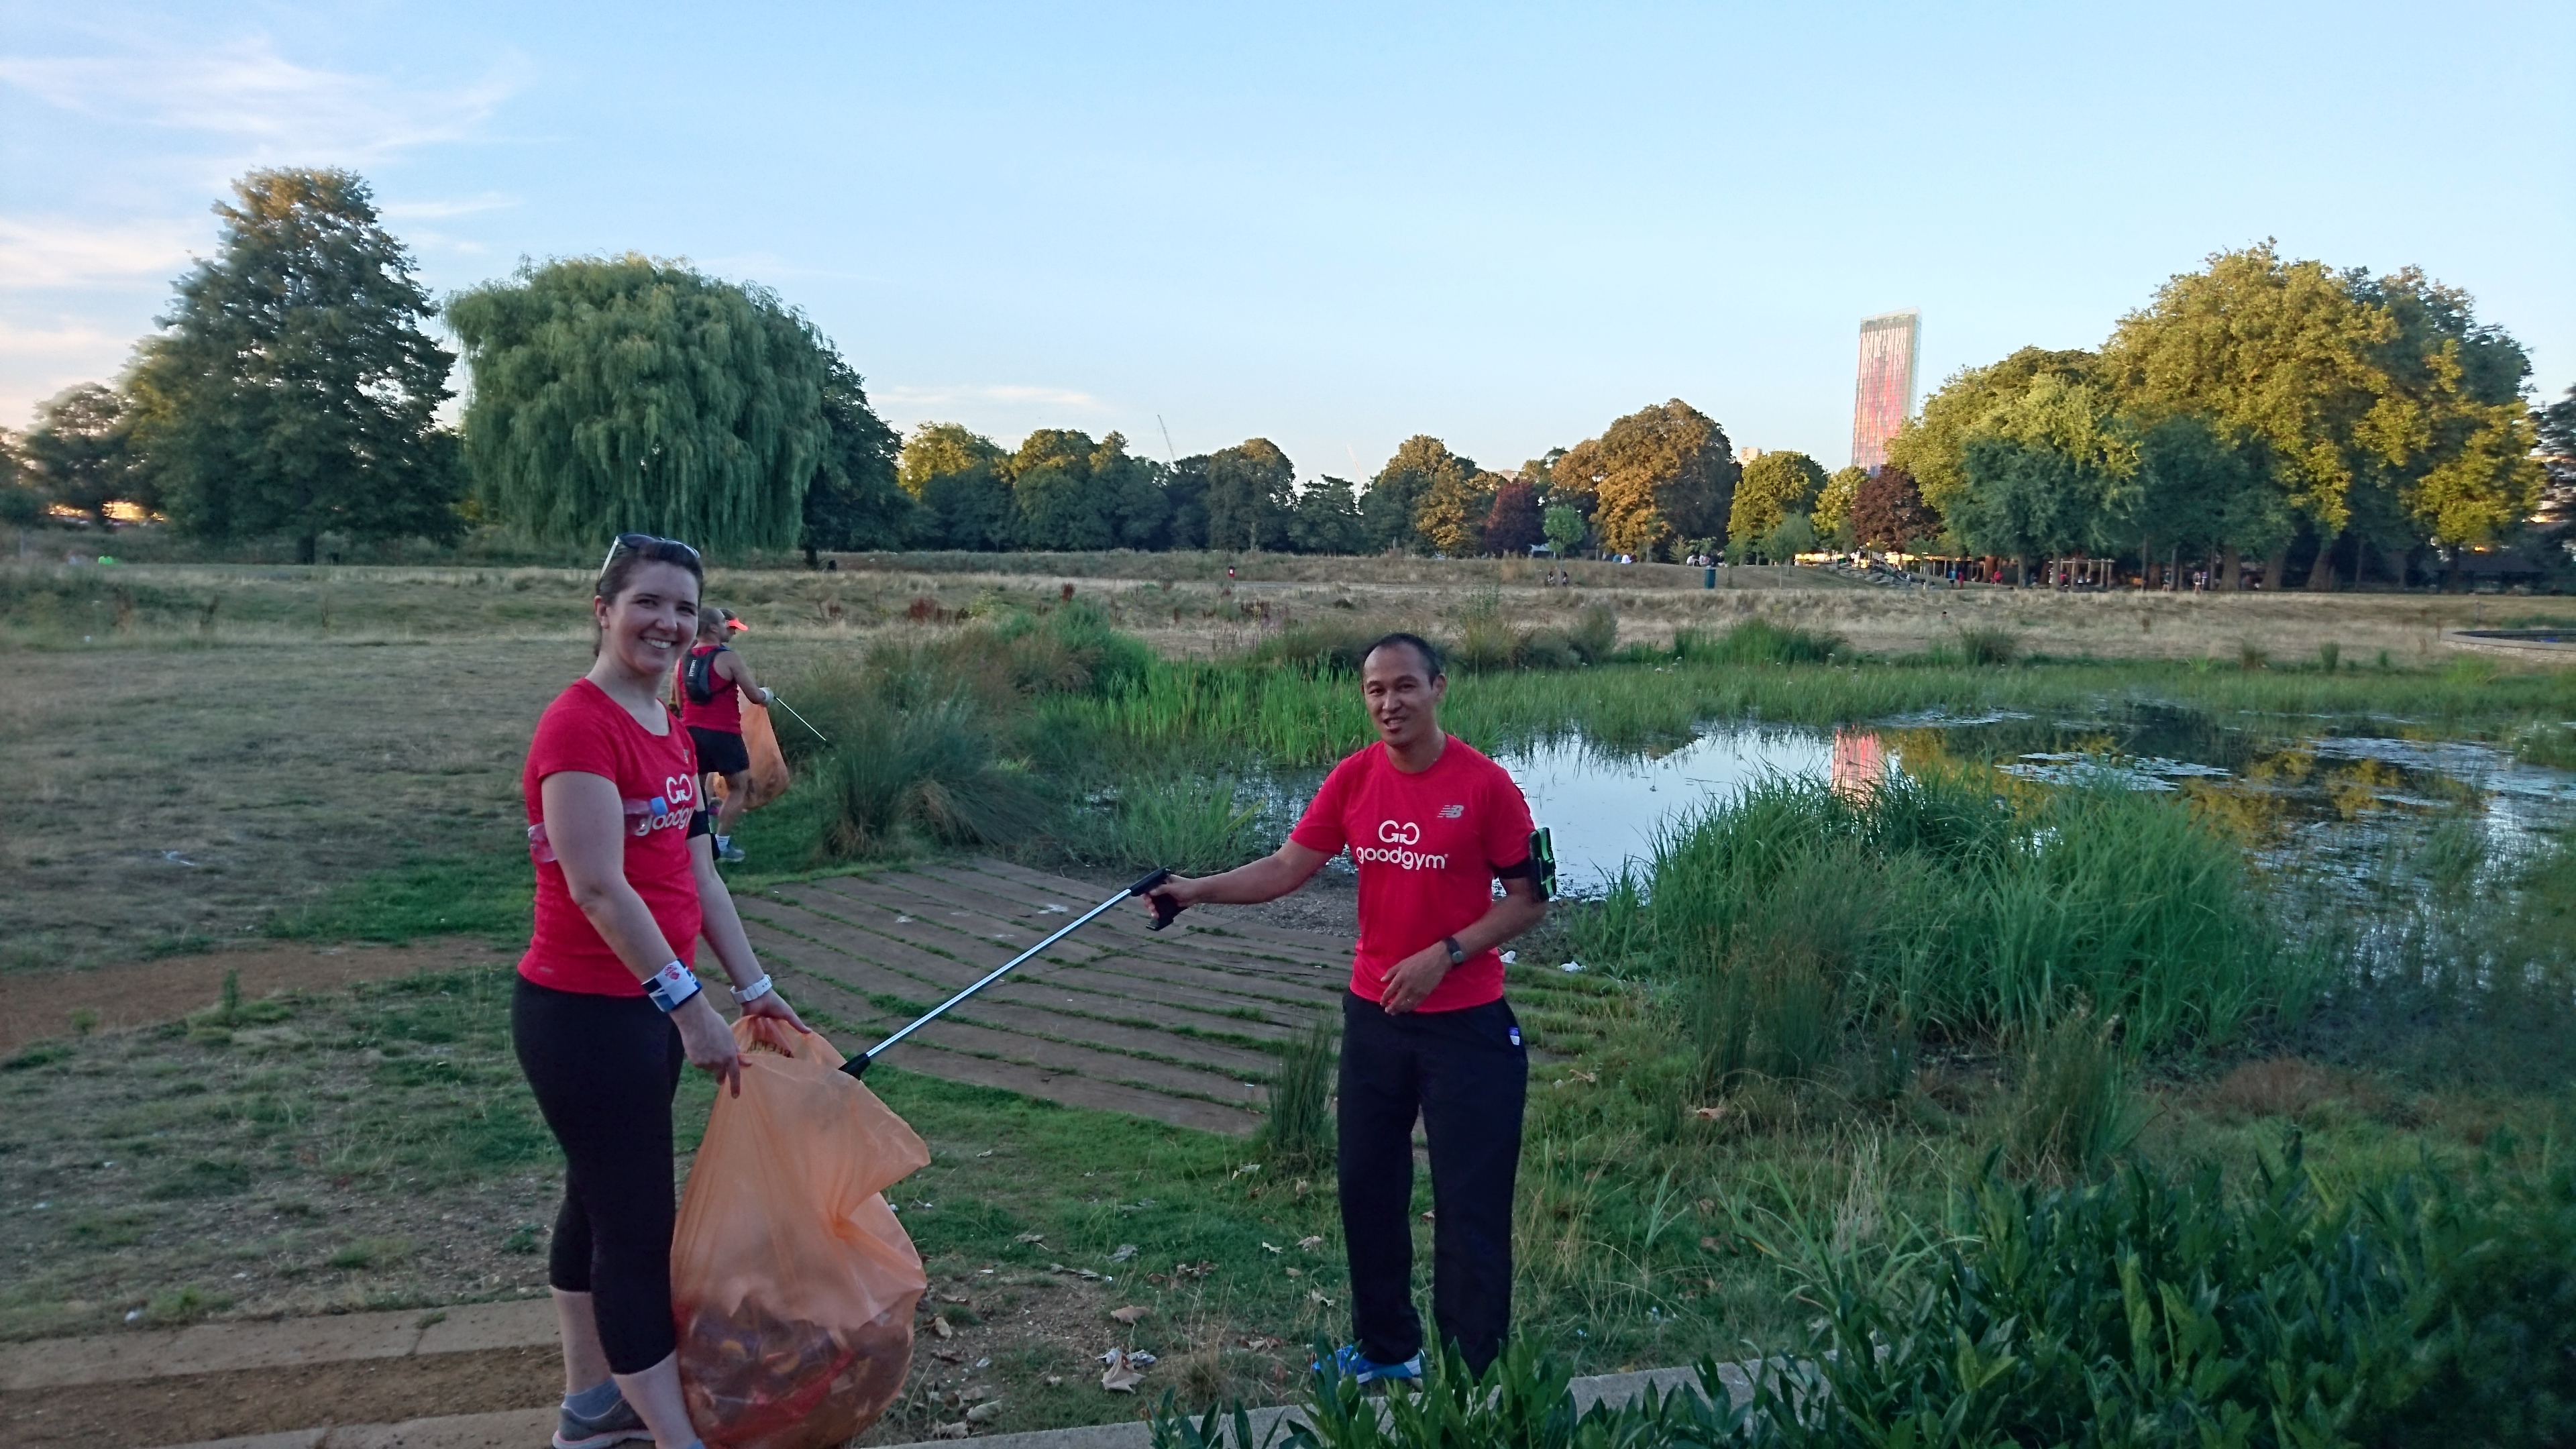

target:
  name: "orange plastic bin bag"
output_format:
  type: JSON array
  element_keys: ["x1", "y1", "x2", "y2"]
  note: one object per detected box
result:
[{"x1": 673, "y1": 1018, "x2": 930, "y2": 1449}]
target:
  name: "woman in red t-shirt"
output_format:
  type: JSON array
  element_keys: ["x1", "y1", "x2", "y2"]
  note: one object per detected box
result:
[{"x1": 515, "y1": 535, "x2": 806, "y2": 1449}]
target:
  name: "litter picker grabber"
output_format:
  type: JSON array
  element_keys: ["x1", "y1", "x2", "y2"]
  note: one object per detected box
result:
[
  {"x1": 764, "y1": 694, "x2": 833, "y2": 746},
  {"x1": 842, "y1": 867, "x2": 1179, "y2": 1079}
]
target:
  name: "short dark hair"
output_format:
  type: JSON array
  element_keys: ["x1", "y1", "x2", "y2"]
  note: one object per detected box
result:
[{"x1": 1362, "y1": 631, "x2": 1444, "y2": 680}]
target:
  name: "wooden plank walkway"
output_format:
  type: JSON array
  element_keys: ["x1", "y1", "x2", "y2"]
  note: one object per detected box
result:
[{"x1": 733, "y1": 857, "x2": 1352, "y2": 1136}]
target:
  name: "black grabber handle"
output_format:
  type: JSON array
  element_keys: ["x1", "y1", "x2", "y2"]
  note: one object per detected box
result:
[
  {"x1": 843, "y1": 866, "x2": 1175, "y2": 1079},
  {"x1": 1134, "y1": 865, "x2": 1183, "y2": 930}
]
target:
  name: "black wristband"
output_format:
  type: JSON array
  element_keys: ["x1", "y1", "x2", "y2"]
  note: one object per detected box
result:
[{"x1": 1442, "y1": 936, "x2": 1466, "y2": 966}]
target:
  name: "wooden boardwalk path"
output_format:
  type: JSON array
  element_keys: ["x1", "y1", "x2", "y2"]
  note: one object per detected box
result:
[{"x1": 733, "y1": 858, "x2": 1351, "y2": 1136}]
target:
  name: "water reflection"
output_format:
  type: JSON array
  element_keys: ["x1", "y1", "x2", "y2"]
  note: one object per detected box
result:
[
  {"x1": 1477, "y1": 704, "x2": 2576, "y2": 897},
  {"x1": 1499, "y1": 730, "x2": 1829, "y2": 892}
]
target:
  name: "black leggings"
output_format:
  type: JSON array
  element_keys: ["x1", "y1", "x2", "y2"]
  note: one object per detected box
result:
[{"x1": 513, "y1": 976, "x2": 687, "y2": 1375}]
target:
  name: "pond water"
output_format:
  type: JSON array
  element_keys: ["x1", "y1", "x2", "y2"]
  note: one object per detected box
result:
[{"x1": 1484, "y1": 704, "x2": 2576, "y2": 895}]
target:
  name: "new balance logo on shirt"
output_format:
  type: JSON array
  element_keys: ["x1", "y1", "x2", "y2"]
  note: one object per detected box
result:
[{"x1": 1438, "y1": 804, "x2": 1465, "y2": 819}]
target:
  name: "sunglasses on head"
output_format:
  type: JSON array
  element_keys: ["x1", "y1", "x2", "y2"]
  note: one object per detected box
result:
[{"x1": 596, "y1": 533, "x2": 702, "y2": 580}]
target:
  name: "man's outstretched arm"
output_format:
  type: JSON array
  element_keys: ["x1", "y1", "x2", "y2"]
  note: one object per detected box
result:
[{"x1": 1148, "y1": 841, "x2": 1333, "y2": 916}]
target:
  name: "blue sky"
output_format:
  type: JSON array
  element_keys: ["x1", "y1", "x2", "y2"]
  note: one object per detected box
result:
[{"x1": 3, "y1": 1, "x2": 2569, "y2": 480}]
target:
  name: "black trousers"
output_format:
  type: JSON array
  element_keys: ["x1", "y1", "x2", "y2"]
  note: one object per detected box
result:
[
  {"x1": 513, "y1": 977, "x2": 687, "y2": 1375},
  {"x1": 1337, "y1": 989, "x2": 1527, "y2": 1373}
]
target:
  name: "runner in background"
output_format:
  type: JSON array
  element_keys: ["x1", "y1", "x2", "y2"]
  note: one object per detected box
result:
[
  {"x1": 680, "y1": 607, "x2": 772, "y2": 865},
  {"x1": 1144, "y1": 632, "x2": 1547, "y2": 1381}
]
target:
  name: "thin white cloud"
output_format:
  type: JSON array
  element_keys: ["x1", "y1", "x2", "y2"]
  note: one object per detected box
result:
[
  {"x1": 0, "y1": 36, "x2": 529, "y2": 162},
  {"x1": 0, "y1": 215, "x2": 199, "y2": 290},
  {"x1": 879, "y1": 384, "x2": 1108, "y2": 412}
]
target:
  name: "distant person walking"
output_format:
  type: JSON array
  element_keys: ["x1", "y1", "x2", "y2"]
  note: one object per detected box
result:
[
  {"x1": 680, "y1": 607, "x2": 773, "y2": 865},
  {"x1": 515, "y1": 535, "x2": 806, "y2": 1449},
  {"x1": 1146, "y1": 633, "x2": 1547, "y2": 1381}
]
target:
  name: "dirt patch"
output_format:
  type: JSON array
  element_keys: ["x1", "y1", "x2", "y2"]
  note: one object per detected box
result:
[
  {"x1": 0, "y1": 938, "x2": 511, "y2": 1055},
  {"x1": 0, "y1": 1343, "x2": 560, "y2": 1449},
  {"x1": 861, "y1": 1269, "x2": 1299, "y2": 1444}
]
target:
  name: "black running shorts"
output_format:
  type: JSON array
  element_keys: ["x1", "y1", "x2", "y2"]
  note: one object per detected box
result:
[{"x1": 688, "y1": 726, "x2": 752, "y2": 777}]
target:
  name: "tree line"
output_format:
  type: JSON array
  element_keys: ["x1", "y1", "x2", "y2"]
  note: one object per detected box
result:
[
  {"x1": 1876, "y1": 244, "x2": 2560, "y2": 589},
  {"x1": 8, "y1": 172, "x2": 2565, "y2": 583}
]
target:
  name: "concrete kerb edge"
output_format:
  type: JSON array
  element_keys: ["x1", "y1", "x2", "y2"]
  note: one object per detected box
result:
[
  {"x1": 139, "y1": 1363, "x2": 1758, "y2": 1449},
  {"x1": 0, "y1": 1299, "x2": 558, "y2": 1391}
]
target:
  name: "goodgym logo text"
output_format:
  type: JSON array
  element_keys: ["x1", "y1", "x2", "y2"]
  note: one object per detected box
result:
[{"x1": 1355, "y1": 819, "x2": 1447, "y2": 871}]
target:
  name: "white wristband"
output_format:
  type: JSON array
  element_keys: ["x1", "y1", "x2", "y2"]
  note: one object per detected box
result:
[
  {"x1": 731, "y1": 974, "x2": 774, "y2": 1004},
  {"x1": 645, "y1": 960, "x2": 702, "y2": 1012}
]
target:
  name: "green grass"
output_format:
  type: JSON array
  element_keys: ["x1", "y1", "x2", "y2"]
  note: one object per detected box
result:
[
  {"x1": 1571, "y1": 770, "x2": 2315, "y2": 1058},
  {"x1": 267, "y1": 852, "x2": 535, "y2": 943}
]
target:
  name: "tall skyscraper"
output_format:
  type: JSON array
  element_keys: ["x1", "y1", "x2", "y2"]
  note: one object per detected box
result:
[{"x1": 1850, "y1": 310, "x2": 1921, "y2": 472}]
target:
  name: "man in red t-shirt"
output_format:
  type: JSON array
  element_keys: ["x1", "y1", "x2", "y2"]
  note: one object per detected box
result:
[{"x1": 1147, "y1": 633, "x2": 1546, "y2": 1381}]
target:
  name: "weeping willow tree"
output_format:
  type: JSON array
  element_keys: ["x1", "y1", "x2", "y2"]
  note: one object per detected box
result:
[{"x1": 449, "y1": 256, "x2": 833, "y2": 553}]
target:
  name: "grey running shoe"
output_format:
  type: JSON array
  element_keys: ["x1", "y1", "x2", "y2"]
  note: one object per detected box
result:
[
  {"x1": 717, "y1": 837, "x2": 747, "y2": 864},
  {"x1": 553, "y1": 1394, "x2": 651, "y2": 1449}
]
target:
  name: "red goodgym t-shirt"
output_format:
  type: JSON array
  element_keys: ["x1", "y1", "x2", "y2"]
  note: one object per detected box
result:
[
  {"x1": 518, "y1": 680, "x2": 704, "y2": 997},
  {"x1": 1289, "y1": 736, "x2": 1536, "y2": 1013}
]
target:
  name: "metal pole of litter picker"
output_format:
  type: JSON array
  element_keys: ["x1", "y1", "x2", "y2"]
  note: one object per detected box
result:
[
  {"x1": 843, "y1": 867, "x2": 1172, "y2": 1079},
  {"x1": 765, "y1": 695, "x2": 831, "y2": 745}
]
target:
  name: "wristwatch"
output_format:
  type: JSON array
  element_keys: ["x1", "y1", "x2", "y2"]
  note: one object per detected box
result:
[{"x1": 1442, "y1": 936, "x2": 1466, "y2": 966}]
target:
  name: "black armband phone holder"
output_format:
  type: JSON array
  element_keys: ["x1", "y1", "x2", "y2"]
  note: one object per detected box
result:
[{"x1": 1495, "y1": 826, "x2": 1556, "y2": 901}]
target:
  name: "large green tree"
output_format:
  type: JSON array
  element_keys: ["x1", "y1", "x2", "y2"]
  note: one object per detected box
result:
[
  {"x1": 22, "y1": 384, "x2": 136, "y2": 526},
  {"x1": 128, "y1": 168, "x2": 461, "y2": 561},
  {"x1": 1947, "y1": 376, "x2": 2139, "y2": 574},
  {"x1": 1010, "y1": 428, "x2": 1116, "y2": 551},
  {"x1": 898, "y1": 423, "x2": 1013, "y2": 549},
  {"x1": 1886, "y1": 347, "x2": 2094, "y2": 517},
  {"x1": 1002, "y1": 429, "x2": 1167, "y2": 551},
  {"x1": 449, "y1": 254, "x2": 830, "y2": 555},
  {"x1": 1415, "y1": 462, "x2": 1496, "y2": 556},
  {"x1": 1811, "y1": 465, "x2": 1867, "y2": 548},
  {"x1": 799, "y1": 357, "x2": 912, "y2": 557},
  {"x1": 1287, "y1": 476, "x2": 1366, "y2": 554},
  {"x1": 1163, "y1": 456, "x2": 1212, "y2": 550},
  {"x1": 2129, "y1": 415, "x2": 2288, "y2": 588},
  {"x1": 1205, "y1": 439, "x2": 1294, "y2": 550},
  {"x1": 2099, "y1": 244, "x2": 2540, "y2": 588},
  {"x1": 1557, "y1": 400, "x2": 1736, "y2": 559},
  {"x1": 1728, "y1": 449, "x2": 1830, "y2": 545},
  {"x1": 1364, "y1": 435, "x2": 1474, "y2": 553}
]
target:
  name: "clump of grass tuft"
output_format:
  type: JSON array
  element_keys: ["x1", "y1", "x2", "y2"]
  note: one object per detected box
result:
[
  {"x1": 1257, "y1": 1014, "x2": 1338, "y2": 1171},
  {"x1": 2000, "y1": 1006, "x2": 2139, "y2": 1178},
  {"x1": 1089, "y1": 774, "x2": 1271, "y2": 873},
  {"x1": 1953, "y1": 625, "x2": 2019, "y2": 665},
  {"x1": 1674, "y1": 618, "x2": 1845, "y2": 665},
  {"x1": 803, "y1": 694, "x2": 1043, "y2": 860},
  {"x1": 2318, "y1": 641, "x2": 2341, "y2": 672}
]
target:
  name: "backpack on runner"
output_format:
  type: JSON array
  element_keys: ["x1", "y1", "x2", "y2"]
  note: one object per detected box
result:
[
  {"x1": 673, "y1": 1018, "x2": 928, "y2": 1449},
  {"x1": 683, "y1": 644, "x2": 727, "y2": 706}
]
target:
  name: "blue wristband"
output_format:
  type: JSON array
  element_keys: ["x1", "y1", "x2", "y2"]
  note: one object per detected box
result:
[{"x1": 645, "y1": 960, "x2": 702, "y2": 1012}]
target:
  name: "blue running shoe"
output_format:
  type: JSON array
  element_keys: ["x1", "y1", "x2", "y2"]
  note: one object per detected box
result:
[
  {"x1": 1314, "y1": 1343, "x2": 1424, "y2": 1384},
  {"x1": 553, "y1": 1393, "x2": 650, "y2": 1449}
]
